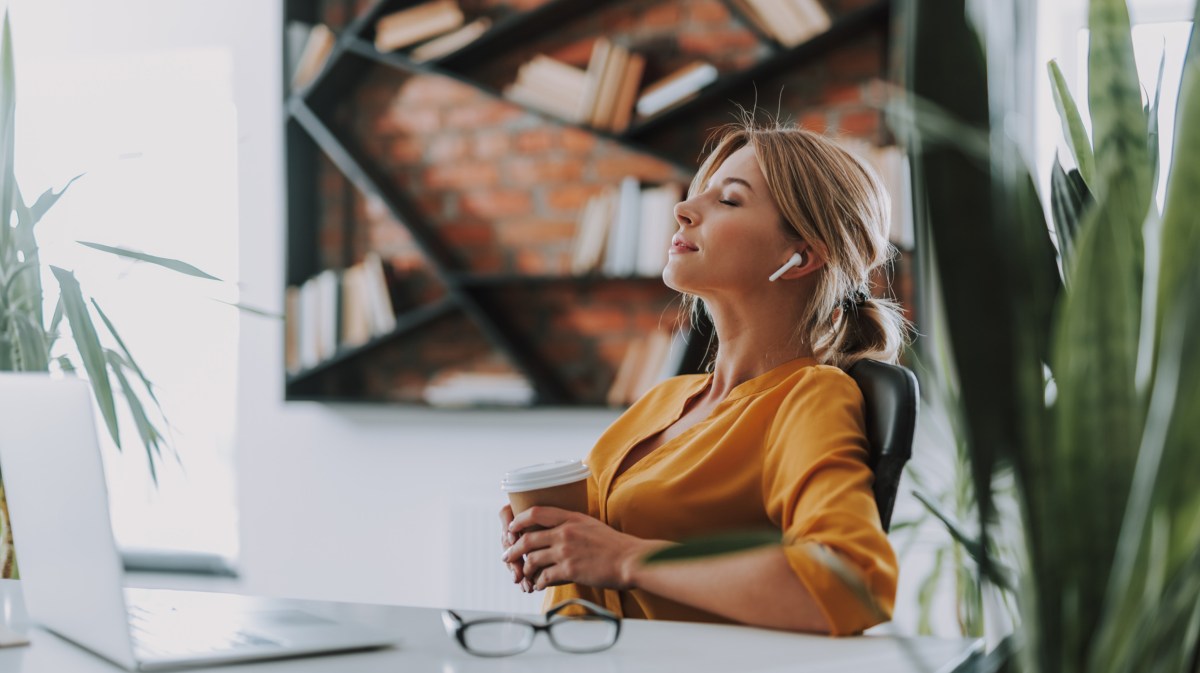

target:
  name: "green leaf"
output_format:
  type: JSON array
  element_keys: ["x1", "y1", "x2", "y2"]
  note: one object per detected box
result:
[
  {"x1": 91, "y1": 299, "x2": 160, "y2": 407},
  {"x1": 1050, "y1": 157, "x2": 1093, "y2": 278},
  {"x1": 9, "y1": 309, "x2": 48, "y2": 371},
  {"x1": 211, "y1": 298, "x2": 283, "y2": 320},
  {"x1": 1087, "y1": 0, "x2": 1152, "y2": 208},
  {"x1": 55, "y1": 355, "x2": 76, "y2": 375},
  {"x1": 642, "y1": 530, "x2": 780, "y2": 563},
  {"x1": 0, "y1": 11, "x2": 16, "y2": 254},
  {"x1": 50, "y1": 266, "x2": 120, "y2": 449},
  {"x1": 1147, "y1": 45, "x2": 1166, "y2": 199},
  {"x1": 77, "y1": 241, "x2": 223, "y2": 281},
  {"x1": 916, "y1": 546, "x2": 947, "y2": 635},
  {"x1": 913, "y1": 490, "x2": 1014, "y2": 592},
  {"x1": 1051, "y1": 163, "x2": 1146, "y2": 670},
  {"x1": 1157, "y1": 3, "x2": 1200, "y2": 349},
  {"x1": 20, "y1": 174, "x2": 83, "y2": 229},
  {"x1": 1048, "y1": 59, "x2": 1097, "y2": 188},
  {"x1": 105, "y1": 350, "x2": 161, "y2": 484}
]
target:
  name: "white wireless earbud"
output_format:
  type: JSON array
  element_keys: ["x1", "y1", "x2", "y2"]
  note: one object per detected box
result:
[{"x1": 768, "y1": 252, "x2": 805, "y2": 282}]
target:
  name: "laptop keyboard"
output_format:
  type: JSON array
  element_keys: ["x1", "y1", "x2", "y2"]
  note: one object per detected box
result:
[{"x1": 127, "y1": 603, "x2": 282, "y2": 659}]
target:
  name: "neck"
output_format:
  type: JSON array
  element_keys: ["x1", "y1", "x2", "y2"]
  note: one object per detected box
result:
[{"x1": 697, "y1": 292, "x2": 814, "y2": 401}]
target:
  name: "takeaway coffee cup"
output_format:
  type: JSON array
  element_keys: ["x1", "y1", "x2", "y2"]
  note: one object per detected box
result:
[{"x1": 501, "y1": 460, "x2": 591, "y2": 517}]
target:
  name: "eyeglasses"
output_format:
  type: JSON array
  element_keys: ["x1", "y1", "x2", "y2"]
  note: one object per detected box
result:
[{"x1": 441, "y1": 598, "x2": 621, "y2": 657}]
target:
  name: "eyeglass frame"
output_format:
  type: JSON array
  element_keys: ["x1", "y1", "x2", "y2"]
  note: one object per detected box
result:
[{"x1": 441, "y1": 598, "x2": 622, "y2": 657}]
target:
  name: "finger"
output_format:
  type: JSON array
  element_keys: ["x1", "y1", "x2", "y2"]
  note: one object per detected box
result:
[
  {"x1": 499, "y1": 504, "x2": 514, "y2": 527},
  {"x1": 521, "y1": 578, "x2": 533, "y2": 593},
  {"x1": 509, "y1": 506, "x2": 575, "y2": 535},
  {"x1": 502, "y1": 528, "x2": 552, "y2": 562},
  {"x1": 523, "y1": 549, "x2": 556, "y2": 579},
  {"x1": 508, "y1": 561, "x2": 524, "y2": 584}
]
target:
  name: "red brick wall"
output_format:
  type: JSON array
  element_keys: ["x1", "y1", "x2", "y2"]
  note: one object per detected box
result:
[{"x1": 303, "y1": 0, "x2": 908, "y2": 403}]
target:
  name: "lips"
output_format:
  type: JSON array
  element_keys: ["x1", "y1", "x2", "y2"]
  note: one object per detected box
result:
[{"x1": 670, "y1": 235, "x2": 698, "y2": 252}]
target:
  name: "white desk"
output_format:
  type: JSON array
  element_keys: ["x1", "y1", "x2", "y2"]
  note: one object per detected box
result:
[{"x1": 0, "y1": 580, "x2": 981, "y2": 672}]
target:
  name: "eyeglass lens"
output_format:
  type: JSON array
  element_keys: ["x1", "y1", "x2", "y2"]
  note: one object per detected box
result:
[
  {"x1": 462, "y1": 621, "x2": 536, "y2": 656},
  {"x1": 547, "y1": 616, "x2": 619, "y2": 653}
]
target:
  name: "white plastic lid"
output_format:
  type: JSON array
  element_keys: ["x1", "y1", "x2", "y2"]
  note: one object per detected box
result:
[{"x1": 500, "y1": 460, "x2": 591, "y2": 493}]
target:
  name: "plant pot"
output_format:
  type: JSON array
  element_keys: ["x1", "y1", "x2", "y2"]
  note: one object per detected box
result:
[{"x1": 0, "y1": 479, "x2": 17, "y2": 579}]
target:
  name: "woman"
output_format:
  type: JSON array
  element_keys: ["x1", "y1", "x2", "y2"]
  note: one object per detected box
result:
[{"x1": 499, "y1": 121, "x2": 910, "y2": 636}]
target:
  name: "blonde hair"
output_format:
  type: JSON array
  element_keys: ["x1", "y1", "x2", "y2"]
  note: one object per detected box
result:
[{"x1": 683, "y1": 121, "x2": 911, "y2": 369}]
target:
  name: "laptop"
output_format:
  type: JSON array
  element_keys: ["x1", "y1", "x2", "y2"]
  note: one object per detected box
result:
[{"x1": 0, "y1": 373, "x2": 401, "y2": 670}]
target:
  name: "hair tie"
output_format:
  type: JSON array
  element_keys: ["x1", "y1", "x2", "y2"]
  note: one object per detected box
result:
[{"x1": 840, "y1": 289, "x2": 869, "y2": 314}]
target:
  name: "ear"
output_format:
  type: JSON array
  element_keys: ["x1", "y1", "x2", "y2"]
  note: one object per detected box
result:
[{"x1": 776, "y1": 244, "x2": 825, "y2": 281}]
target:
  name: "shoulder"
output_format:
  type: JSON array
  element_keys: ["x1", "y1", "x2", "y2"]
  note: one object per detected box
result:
[
  {"x1": 776, "y1": 364, "x2": 863, "y2": 407},
  {"x1": 766, "y1": 364, "x2": 866, "y2": 446}
]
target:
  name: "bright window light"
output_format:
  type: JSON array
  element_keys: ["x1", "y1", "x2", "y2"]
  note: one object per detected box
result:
[{"x1": 15, "y1": 46, "x2": 241, "y2": 564}]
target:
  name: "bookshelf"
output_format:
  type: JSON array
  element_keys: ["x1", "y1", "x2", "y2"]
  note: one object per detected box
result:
[{"x1": 282, "y1": 0, "x2": 895, "y2": 406}]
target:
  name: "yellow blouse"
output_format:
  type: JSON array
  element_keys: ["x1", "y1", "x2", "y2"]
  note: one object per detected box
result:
[{"x1": 544, "y1": 356, "x2": 897, "y2": 636}]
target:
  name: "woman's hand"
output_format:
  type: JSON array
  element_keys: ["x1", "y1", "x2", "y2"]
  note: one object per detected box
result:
[
  {"x1": 502, "y1": 506, "x2": 668, "y2": 592},
  {"x1": 498, "y1": 504, "x2": 533, "y2": 593}
]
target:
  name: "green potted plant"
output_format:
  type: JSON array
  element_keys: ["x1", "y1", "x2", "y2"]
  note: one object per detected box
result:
[
  {"x1": 0, "y1": 11, "x2": 240, "y2": 579},
  {"x1": 901, "y1": 0, "x2": 1200, "y2": 669}
]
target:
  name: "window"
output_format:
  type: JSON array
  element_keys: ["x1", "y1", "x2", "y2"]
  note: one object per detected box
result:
[{"x1": 16, "y1": 46, "x2": 241, "y2": 567}]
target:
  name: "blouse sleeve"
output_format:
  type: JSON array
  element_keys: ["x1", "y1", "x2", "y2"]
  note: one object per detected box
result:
[{"x1": 761, "y1": 368, "x2": 898, "y2": 635}]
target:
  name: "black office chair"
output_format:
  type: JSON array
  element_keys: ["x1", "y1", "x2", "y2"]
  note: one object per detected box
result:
[{"x1": 846, "y1": 359, "x2": 919, "y2": 533}]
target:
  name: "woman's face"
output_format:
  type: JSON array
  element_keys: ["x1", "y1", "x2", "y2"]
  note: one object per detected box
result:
[{"x1": 663, "y1": 145, "x2": 799, "y2": 299}]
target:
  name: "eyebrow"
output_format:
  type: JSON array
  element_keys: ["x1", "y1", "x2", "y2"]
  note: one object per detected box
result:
[{"x1": 706, "y1": 176, "x2": 754, "y2": 193}]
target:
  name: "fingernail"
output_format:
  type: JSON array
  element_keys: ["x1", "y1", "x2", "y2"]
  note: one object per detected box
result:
[{"x1": 500, "y1": 549, "x2": 509, "y2": 561}]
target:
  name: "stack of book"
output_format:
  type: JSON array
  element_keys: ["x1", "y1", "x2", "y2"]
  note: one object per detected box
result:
[
  {"x1": 606, "y1": 329, "x2": 689, "y2": 407},
  {"x1": 289, "y1": 23, "x2": 336, "y2": 90},
  {"x1": 374, "y1": 0, "x2": 491, "y2": 58},
  {"x1": 503, "y1": 54, "x2": 590, "y2": 123},
  {"x1": 284, "y1": 252, "x2": 397, "y2": 374},
  {"x1": 634, "y1": 61, "x2": 719, "y2": 120},
  {"x1": 730, "y1": 0, "x2": 831, "y2": 47},
  {"x1": 503, "y1": 39, "x2": 645, "y2": 132},
  {"x1": 422, "y1": 369, "x2": 535, "y2": 408},
  {"x1": 578, "y1": 38, "x2": 646, "y2": 132},
  {"x1": 570, "y1": 179, "x2": 683, "y2": 277}
]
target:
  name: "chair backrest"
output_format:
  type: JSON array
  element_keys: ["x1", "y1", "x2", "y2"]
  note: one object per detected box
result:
[{"x1": 846, "y1": 359, "x2": 919, "y2": 532}]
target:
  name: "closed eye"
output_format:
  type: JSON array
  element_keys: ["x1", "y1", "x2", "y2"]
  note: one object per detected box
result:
[{"x1": 719, "y1": 199, "x2": 739, "y2": 207}]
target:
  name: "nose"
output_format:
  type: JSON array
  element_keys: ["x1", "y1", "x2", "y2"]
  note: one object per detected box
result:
[{"x1": 673, "y1": 199, "x2": 696, "y2": 228}]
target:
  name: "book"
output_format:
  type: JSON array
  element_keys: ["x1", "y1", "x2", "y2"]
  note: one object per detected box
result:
[
  {"x1": 609, "y1": 51, "x2": 646, "y2": 133},
  {"x1": 604, "y1": 176, "x2": 642, "y2": 277},
  {"x1": 362, "y1": 252, "x2": 397, "y2": 335},
  {"x1": 522, "y1": 54, "x2": 589, "y2": 94},
  {"x1": 790, "y1": 0, "x2": 832, "y2": 36},
  {"x1": 635, "y1": 183, "x2": 683, "y2": 277},
  {"x1": 409, "y1": 16, "x2": 492, "y2": 62},
  {"x1": 571, "y1": 188, "x2": 616, "y2": 274},
  {"x1": 635, "y1": 61, "x2": 718, "y2": 118},
  {"x1": 727, "y1": 0, "x2": 773, "y2": 38},
  {"x1": 298, "y1": 276, "x2": 322, "y2": 369},
  {"x1": 576, "y1": 38, "x2": 613, "y2": 125},
  {"x1": 591, "y1": 44, "x2": 629, "y2": 130},
  {"x1": 374, "y1": 0, "x2": 464, "y2": 53},
  {"x1": 284, "y1": 286, "x2": 301, "y2": 373},
  {"x1": 290, "y1": 23, "x2": 336, "y2": 91},
  {"x1": 504, "y1": 80, "x2": 583, "y2": 122},
  {"x1": 504, "y1": 53, "x2": 588, "y2": 122},
  {"x1": 340, "y1": 264, "x2": 373, "y2": 349},
  {"x1": 315, "y1": 269, "x2": 340, "y2": 360},
  {"x1": 423, "y1": 370, "x2": 535, "y2": 407}
]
